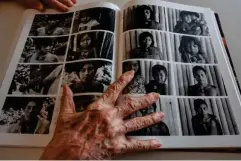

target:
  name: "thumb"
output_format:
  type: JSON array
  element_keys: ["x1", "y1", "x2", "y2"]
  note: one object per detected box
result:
[
  {"x1": 24, "y1": 0, "x2": 44, "y2": 12},
  {"x1": 60, "y1": 85, "x2": 76, "y2": 115}
]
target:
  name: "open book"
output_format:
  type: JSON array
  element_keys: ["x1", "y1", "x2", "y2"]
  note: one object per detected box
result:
[{"x1": 1, "y1": 0, "x2": 241, "y2": 149}]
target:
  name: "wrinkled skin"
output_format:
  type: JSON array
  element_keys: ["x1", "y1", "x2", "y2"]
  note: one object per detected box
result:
[
  {"x1": 23, "y1": 0, "x2": 77, "y2": 12},
  {"x1": 40, "y1": 71, "x2": 164, "y2": 160}
]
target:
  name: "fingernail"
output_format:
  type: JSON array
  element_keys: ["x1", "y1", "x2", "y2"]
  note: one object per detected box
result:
[
  {"x1": 63, "y1": 84, "x2": 73, "y2": 97},
  {"x1": 151, "y1": 140, "x2": 162, "y2": 148},
  {"x1": 34, "y1": 2, "x2": 44, "y2": 12},
  {"x1": 155, "y1": 112, "x2": 164, "y2": 120}
]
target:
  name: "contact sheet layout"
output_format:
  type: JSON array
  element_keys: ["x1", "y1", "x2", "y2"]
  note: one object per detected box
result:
[
  {"x1": 0, "y1": 5, "x2": 116, "y2": 137},
  {"x1": 120, "y1": 1, "x2": 240, "y2": 138},
  {"x1": 0, "y1": 0, "x2": 241, "y2": 148}
]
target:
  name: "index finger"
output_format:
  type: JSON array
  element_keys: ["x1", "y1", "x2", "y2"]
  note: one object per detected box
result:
[{"x1": 99, "y1": 70, "x2": 134, "y2": 105}]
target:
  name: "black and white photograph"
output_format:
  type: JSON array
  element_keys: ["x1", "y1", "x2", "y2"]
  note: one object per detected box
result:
[
  {"x1": 167, "y1": 8, "x2": 209, "y2": 36},
  {"x1": 0, "y1": 97, "x2": 55, "y2": 134},
  {"x1": 128, "y1": 97, "x2": 179, "y2": 136},
  {"x1": 122, "y1": 60, "x2": 173, "y2": 95},
  {"x1": 72, "y1": 7, "x2": 115, "y2": 33},
  {"x1": 29, "y1": 13, "x2": 73, "y2": 36},
  {"x1": 8, "y1": 64, "x2": 63, "y2": 95},
  {"x1": 123, "y1": 30, "x2": 170, "y2": 60},
  {"x1": 67, "y1": 31, "x2": 114, "y2": 61},
  {"x1": 170, "y1": 34, "x2": 217, "y2": 63},
  {"x1": 63, "y1": 60, "x2": 112, "y2": 93},
  {"x1": 174, "y1": 64, "x2": 227, "y2": 96},
  {"x1": 123, "y1": 5, "x2": 166, "y2": 32},
  {"x1": 73, "y1": 95, "x2": 100, "y2": 112},
  {"x1": 19, "y1": 37, "x2": 68, "y2": 63},
  {"x1": 178, "y1": 98, "x2": 239, "y2": 136}
]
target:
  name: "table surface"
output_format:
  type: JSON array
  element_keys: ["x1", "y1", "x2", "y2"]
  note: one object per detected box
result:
[{"x1": 1, "y1": 0, "x2": 241, "y2": 159}]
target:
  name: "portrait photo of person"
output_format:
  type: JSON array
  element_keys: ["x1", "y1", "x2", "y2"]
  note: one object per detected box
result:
[
  {"x1": 73, "y1": 95, "x2": 100, "y2": 112},
  {"x1": 123, "y1": 60, "x2": 173, "y2": 95},
  {"x1": 128, "y1": 97, "x2": 180, "y2": 136},
  {"x1": 167, "y1": 9, "x2": 209, "y2": 36},
  {"x1": 188, "y1": 66, "x2": 217, "y2": 96},
  {"x1": 122, "y1": 61, "x2": 146, "y2": 94},
  {"x1": 63, "y1": 60, "x2": 112, "y2": 93},
  {"x1": 0, "y1": 97, "x2": 55, "y2": 134},
  {"x1": 192, "y1": 99, "x2": 223, "y2": 135},
  {"x1": 19, "y1": 37, "x2": 68, "y2": 63},
  {"x1": 175, "y1": 64, "x2": 227, "y2": 96},
  {"x1": 170, "y1": 34, "x2": 217, "y2": 63},
  {"x1": 67, "y1": 31, "x2": 114, "y2": 61},
  {"x1": 146, "y1": 64, "x2": 168, "y2": 95},
  {"x1": 124, "y1": 30, "x2": 170, "y2": 60},
  {"x1": 123, "y1": 5, "x2": 166, "y2": 31},
  {"x1": 178, "y1": 98, "x2": 239, "y2": 136},
  {"x1": 72, "y1": 7, "x2": 115, "y2": 33},
  {"x1": 29, "y1": 13, "x2": 73, "y2": 36},
  {"x1": 8, "y1": 64, "x2": 63, "y2": 95}
]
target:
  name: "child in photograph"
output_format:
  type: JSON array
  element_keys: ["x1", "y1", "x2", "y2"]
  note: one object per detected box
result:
[
  {"x1": 77, "y1": 10, "x2": 100, "y2": 32},
  {"x1": 174, "y1": 11, "x2": 208, "y2": 36},
  {"x1": 146, "y1": 65, "x2": 167, "y2": 95},
  {"x1": 134, "y1": 5, "x2": 161, "y2": 30},
  {"x1": 192, "y1": 99, "x2": 223, "y2": 135},
  {"x1": 130, "y1": 32, "x2": 163, "y2": 60},
  {"x1": 65, "y1": 62, "x2": 111, "y2": 93},
  {"x1": 123, "y1": 61, "x2": 146, "y2": 94},
  {"x1": 188, "y1": 66, "x2": 217, "y2": 96},
  {"x1": 179, "y1": 36, "x2": 208, "y2": 63},
  {"x1": 67, "y1": 33, "x2": 97, "y2": 60}
]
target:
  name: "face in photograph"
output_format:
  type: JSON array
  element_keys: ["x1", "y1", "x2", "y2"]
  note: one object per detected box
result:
[
  {"x1": 146, "y1": 64, "x2": 168, "y2": 95},
  {"x1": 188, "y1": 66, "x2": 217, "y2": 96},
  {"x1": 134, "y1": 5, "x2": 161, "y2": 30},
  {"x1": 65, "y1": 61, "x2": 112, "y2": 93},
  {"x1": 20, "y1": 37, "x2": 68, "y2": 63},
  {"x1": 192, "y1": 99, "x2": 223, "y2": 135},
  {"x1": 122, "y1": 61, "x2": 146, "y2": 94},
  {"x1": 130, "y1": 32, "x2": 162, "y2": 60},
  {"x1": 179, "y1": 36, "x2": 208, "y2": 63},
  {"x1": 173, "y1": 10, "x2": 209, "y2": 36}
]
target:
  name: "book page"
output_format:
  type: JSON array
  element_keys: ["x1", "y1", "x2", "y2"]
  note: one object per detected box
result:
[
  {"x1": 119, "y1": 0, "x2": 241, "y2": 148},
  {"x1": 0, "y1": 2, "x2": 119, "y2": 147}
]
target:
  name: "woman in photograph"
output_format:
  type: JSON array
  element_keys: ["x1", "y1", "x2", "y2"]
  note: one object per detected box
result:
[
  {"x1": 188, "y1": 66, "x2": 217, "y2": 96},
  {"x1": 134, "y1": 5, "x2": 161, "y2": 30},
  {"x1": 123, "y1": 61, "x2": 146, "y2": 94},
  {"x1": 179, "y1": 36, "x2": 208, "y2": 63},
  {"x1": 130, "y1": 32, "x2": 163, "y2": 60},
  {"x1": 146, "y1": 64, "x2": 167, "y2": 95},
  {"x1": 68, "y1": 33, "x2": 97, "y2": 61},
  {"x1": 192, "y1": 99, "x2": 223, "y2": 135},
  {"x1": 65, "y1": 62, "x2": 111, "y2": 93}
]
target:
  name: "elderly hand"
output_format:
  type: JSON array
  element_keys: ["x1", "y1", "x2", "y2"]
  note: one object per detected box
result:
[
  {"x1": 40, "y1": 71, "x2": 164, "y2": 160},
  {"x1": 23, "y1": 0, "x2": 77, "y2": 12}
]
